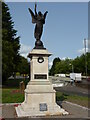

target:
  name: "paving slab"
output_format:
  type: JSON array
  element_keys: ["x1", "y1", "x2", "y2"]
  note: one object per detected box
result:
[{"x1": 1, "y1": 101, "x2": 90, "y2": 120}]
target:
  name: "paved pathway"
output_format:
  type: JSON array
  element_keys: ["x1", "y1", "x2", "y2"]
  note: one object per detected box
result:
[{"x1": 1, "y1": 101, "x2": 90, "y2": 120}]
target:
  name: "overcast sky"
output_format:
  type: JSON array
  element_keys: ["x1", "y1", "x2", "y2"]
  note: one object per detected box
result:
[{"x1": 6, "y1": 2, "x2": 88, "y2": 66}]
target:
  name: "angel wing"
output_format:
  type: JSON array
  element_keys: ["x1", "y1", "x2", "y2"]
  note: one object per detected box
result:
[
  {"x1": 28, "y1": 8, "x2": 37, "y2": 24},
  {"x1": 44, "y1": 11, "x2": 48, "y2": 20}
]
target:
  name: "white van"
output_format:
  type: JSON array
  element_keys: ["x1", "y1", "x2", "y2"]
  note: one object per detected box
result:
[{"x1": 70, "y1": 73, "x2": 82, "y2": 82}]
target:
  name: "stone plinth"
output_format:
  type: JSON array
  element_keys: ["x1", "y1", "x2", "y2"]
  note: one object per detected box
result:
[{"x1": 16, "y1": 49, "x2": 68, "y2": 117}]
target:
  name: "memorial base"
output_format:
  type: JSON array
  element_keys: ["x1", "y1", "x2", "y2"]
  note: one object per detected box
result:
[
  {"x1": 16, "y1": 49, "x2": 68, "y2": 117},
  {"x1": 16, "y1": 80, "x2": 68, "y2": 117}
]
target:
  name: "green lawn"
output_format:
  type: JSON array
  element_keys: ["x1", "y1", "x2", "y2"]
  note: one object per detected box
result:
[
  {"x1": 1, "y1": 88, "x2": 89, "y2": 108},
  {"x1": 56, "y1": 92, "x2": 89, "y2": 107},
  {"x1": 2, "y1": 88, "x2": 24, "y2": 103}
]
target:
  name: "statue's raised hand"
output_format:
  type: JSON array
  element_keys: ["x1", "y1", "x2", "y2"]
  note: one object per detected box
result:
[{"x1": 44, "y1": 11, "x2": 48, "y2": 19}]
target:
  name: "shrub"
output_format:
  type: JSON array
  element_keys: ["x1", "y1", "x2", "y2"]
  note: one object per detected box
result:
[{"x1": 5, "y1": 78, "x2": 29, "y2": 88}]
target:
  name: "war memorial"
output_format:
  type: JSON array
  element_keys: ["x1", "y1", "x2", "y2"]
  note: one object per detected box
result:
[{"x1": 15, "y1": 3, "x2": 68, "y2": 117}]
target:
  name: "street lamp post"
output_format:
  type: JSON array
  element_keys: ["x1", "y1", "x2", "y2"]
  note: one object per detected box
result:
[
  {"x1": 84, "y1": 38, "x2": 87, "y2": 80},
  {"x1": 72, "y1": 64, "x2": 74, "y2": 73},
  {"x1": 69, "y1": 63, "x2": 74, "y2": 85},
  {"x1": 69, "y1": 64, "x2": 74, "y2": 73}
]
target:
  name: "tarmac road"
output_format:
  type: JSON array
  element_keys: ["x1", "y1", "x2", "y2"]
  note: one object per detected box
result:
[{"x1": 54, "y1": 84, "x2": 89, "y2": 97}]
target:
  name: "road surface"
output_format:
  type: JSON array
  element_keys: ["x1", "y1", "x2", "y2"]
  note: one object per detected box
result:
[{"x1": 54, "y1": 84, "x2": 89, "y2": 97}]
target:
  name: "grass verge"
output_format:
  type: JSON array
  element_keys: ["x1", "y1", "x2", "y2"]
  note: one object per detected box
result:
[
  {"x1": 2, "y1": 88, "x2": 89, "y2": 108},
  {"x1": 2, "y1": 88, "x2": 24, "y2": 103},
  {"x1": 56, "y1": 92, "x2": 89, "y2": 108}
]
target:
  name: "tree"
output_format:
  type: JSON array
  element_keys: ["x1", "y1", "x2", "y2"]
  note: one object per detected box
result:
[
  {"x1": 73, "y1": 53, "x2": 90, "y2": 75},
  {"x1": 87, "y1": 53, "x2": 90, "y2": 75},
  {"x1": 18, "y1": 56, "x2": 29, "y2": 75},
  {"x1": 54, "y1": 58, "x2": 72, "y2": 74},
  {"x1": 49, "y1": 57, "x2": 61, "y2": 76},
  {"x1": 2, "y1": 2, "x2": 20, "y2": 83},
  {"x1": 49, "y1": 53, "x2": 90, "y2": 76}
]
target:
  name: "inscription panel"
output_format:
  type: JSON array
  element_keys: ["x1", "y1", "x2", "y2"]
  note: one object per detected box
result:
[
  {"x1": 39, "y1": 103, "x2": 47, "y2": 111},
  {"x1": 34, "y1": 74, "x2": 47, "y2": 79}
]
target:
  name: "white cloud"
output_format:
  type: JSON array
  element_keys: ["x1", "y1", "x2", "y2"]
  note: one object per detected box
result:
[
  {"x1": 61, "y1": 57, "x2": 71, "y2": 60},
  {"x1": 19, "y1": 43, "x2": 31, "y2": 58},
  {"x1": 49, "y1": 61, "x2": 53, "y2": 69},
  {"x1": 78, "y1": 39, "x2": 90, "y2": 54},
  {"x1": 83, "y1": 39, "x2": 88, "y2": 47},
  {"x1": 88, "y1": 40, "x2": 90, "y2": 52},
  {"x1": 78, "y1": 48, "x2": 88, "y2": 54}
]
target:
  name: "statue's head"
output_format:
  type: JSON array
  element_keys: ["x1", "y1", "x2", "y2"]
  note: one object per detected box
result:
[{"x1": 38, "y1": 11, "x2": 42, "y2": 16}]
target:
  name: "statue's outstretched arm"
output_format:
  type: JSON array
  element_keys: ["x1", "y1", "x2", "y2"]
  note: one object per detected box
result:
[
  {"x1": 44, "y1": 11, "x2": 48, "y2": 19},
  {"x1": 28, "y1": 8, "x2": 36, "y2": 23},
  {"x1": 35, "y1": 3, "x2": 37, "y2": 16},
  {"x1": 28, "y1": 8, "x2": 35, "y2": 18}
]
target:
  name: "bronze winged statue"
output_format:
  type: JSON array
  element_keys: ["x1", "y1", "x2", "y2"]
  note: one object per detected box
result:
[{"x1": 28, "y1": 3, "x2": 48, "y2": 49}]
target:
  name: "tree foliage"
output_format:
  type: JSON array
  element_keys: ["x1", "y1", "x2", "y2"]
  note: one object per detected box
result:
[
  {"x1": 2, "y1": 2, "x2": 20, "y2": 83},
  {"x1": 73, "y1": 53, "x2": 90, "y2": 75},
  {"x1": 49, "y1": 57, "x2": 61, "y2": 76},
  {"x1": 49, "y1": 53, "x2": 90, "y2": 76},
  {"x1": 17, "y1": 56, "x2": 29, "y2": 75}
]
